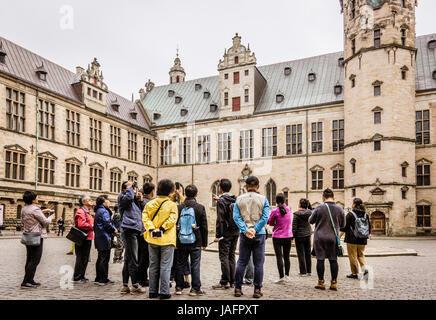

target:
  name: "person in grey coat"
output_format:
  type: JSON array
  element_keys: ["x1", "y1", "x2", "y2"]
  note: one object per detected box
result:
[
  {"x1": 309, "y1": 189, "x2": 345, "y2": 291},
  {"x1": 292, "y1": 199, "x2": 313, "y2": 276}
]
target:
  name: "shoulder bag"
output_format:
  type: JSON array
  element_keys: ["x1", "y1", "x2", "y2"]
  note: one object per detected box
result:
[
  {"x1": 21, "y1": 232, "x2": 41, "y2": 246},
  {"x1": 325, "y1": 203, "x2": 344, "y2": 257},
  {"x1": 66, "y1": 209, "x2": 89, "y2": 246}
]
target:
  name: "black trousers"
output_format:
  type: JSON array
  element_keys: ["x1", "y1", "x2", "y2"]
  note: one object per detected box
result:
[
  {"x1": 272, "y1": 237, "x2": 292, "y2": 279},
  {"x1": 57, "y1": 227, "x2": 64, "y2": 236},
  {"x1": 317, "y1": 259, "x2": 339, "y2": 281},
  {"x1": 295, "y1": 236, "x2": 312, "y2": 275},
  {"x1": 137, "y1": 235, "x2": 149, "y2": 286},
  {"x1": 218, "y1": 234, "x2": 239, "y2": 285},
  {"x1": 95, "y1": 249, "x2": 111, "y2": 283},
  {"x1": 23, "y1": 238, "x2": 44, "y2": 284},
  {"x1": 73, "y1": 240, "x2": 92, "y2": 281}
]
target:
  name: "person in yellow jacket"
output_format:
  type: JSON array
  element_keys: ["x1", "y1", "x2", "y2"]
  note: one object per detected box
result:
[{"x1": 142, "y1": 179, "x2": 178, "y2": 300}]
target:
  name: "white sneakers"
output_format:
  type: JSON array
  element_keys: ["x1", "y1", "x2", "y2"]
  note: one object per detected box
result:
[{"x1": 275, "y1": 276, "x2": 291, "y2": 284}]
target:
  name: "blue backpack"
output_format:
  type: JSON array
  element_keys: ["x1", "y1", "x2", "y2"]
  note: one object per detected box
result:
[
  {"x1": 178, "y1": 207, "x2": 197, "y2": 244},
  {"x1": 351, "y1": 211, "x2": 370, "y2": 239}
]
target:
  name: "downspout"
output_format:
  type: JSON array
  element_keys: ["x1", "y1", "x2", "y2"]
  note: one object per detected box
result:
[
  {"x1": 156, "y1": 137, "x2": 159, "y2": 182},
  {"x1": 191, "y1": 124, "x2": 195, "y2": 185},
  {"x1": 35, "y1": 89, "x2": 39, "y2": 191},
  {"x1": 305, "y1": 110, "x2": 309, "y2": 199}
]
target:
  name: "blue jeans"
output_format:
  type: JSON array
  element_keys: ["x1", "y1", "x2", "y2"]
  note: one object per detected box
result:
[
  {"x1": 235, "y1": 233, "x2": 266, "y2": 290},
  {"x1": 148, "y1": 244, "x2": 174, "y2": 295},
  {"x1": 176, "y1": 246, "x2": 201, "y2": 291},
  {"x1": 244, "y1": 254, "x2": 254, "y2": 284},
  {"x1": 121, "y1": 229, "x2": 140, "y2": 285}
]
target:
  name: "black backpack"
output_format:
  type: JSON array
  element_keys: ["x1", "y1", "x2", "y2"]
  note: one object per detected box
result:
[{"x1": 223, "y1": 201, "x2": 238, "y2": 231}]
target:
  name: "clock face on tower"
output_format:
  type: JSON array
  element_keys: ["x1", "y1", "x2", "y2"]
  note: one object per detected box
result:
[{"x1": 366, "y1": 0, "x2": 386, "y2": 9}]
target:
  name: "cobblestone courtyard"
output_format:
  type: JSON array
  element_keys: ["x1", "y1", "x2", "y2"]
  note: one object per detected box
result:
[{"x1": 0, "y1": 237, "x2": 435, "y2": 300}]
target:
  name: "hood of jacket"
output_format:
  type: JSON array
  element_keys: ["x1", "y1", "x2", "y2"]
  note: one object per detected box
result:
[{"x1": 220, "y1": 194, "x2": 236, "y2": 205}]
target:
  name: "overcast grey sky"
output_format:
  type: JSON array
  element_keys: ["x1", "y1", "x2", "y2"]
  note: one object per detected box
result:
[{"x1": 1, "y1": 0, "x2": 435, "y2": 99}]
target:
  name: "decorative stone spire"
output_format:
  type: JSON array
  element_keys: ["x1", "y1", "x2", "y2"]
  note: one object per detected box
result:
[
  {"x1": 169, "y1": 48, "x2": 186, "y2": 84},
  {"x1": 83, "y1": 57, "x2": 107, "y2": 90}
]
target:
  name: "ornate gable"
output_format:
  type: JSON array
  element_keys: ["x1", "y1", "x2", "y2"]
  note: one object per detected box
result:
[
  {"x1": 110, "y1": 167, "x2": 123, "y2": 173},
  {"x1": 4, "y1": 144, "x2": 27, "y2": 153},
  {"x1": 331, "y1": 163, "x2": 344, "y2": 170},
  {"x1": 127, "y1": 170, "x2": 138, "y2": 177},
  {"x1": 218, "y1": 33, "x2": 257, "y2": 71},
  {"x1": 310, "y1": 165, "x2": 325, "y2": 172},
  {"x1": 416, "y1": 158, "x2": 433, "y2": 165},
  {"x1": 65, "y1": 157, "x2": 82, "y2": 165},
  {"x1": 89, "y1": 162, "x2": 104, "y2": 169},
  {"x1": 37, "y1": 151, "x2": 57, "y2": 160}
]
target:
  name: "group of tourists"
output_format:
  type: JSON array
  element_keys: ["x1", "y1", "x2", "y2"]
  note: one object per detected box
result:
[{"x1": 19, "y1": 175, "x2": 371, "y2": 299}]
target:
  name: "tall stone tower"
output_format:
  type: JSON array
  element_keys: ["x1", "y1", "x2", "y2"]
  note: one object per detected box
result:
[
  {"x1": 341, "y1": 0, "x2": 417, "y2": 235},
  {"x1": 169, "y1": 50, "x2": 186, "y2": 84}
]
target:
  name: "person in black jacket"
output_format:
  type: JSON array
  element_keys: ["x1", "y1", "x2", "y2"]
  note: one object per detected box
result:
[
  {"x1": 175, "y1": 185, "x2": 208, "y2": 296},
  {"x1": 292, "y1": 199, "x2": 313, "y2": 276},
  {"x1": 340, "y1": 198, "x2": 371, "y2": 279},
  {"x1": 212, "y1": 179, "x2": 238, "y2": 290}
]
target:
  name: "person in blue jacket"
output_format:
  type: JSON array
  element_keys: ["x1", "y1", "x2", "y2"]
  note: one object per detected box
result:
[{"x1": 94, "y1": 195, "x2": 117, "y2": 285}]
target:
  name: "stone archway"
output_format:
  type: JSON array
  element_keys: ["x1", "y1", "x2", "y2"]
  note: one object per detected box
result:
[{"x1": 370, "y1": 211, "x2": 386, "y2": 235}]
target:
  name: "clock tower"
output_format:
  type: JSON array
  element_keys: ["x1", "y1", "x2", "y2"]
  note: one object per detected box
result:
[{"x1": 341, "y1": 0, "x2": 418, "y2": 235}]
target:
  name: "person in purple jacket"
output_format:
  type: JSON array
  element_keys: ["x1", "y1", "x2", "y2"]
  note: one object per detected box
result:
[{"x1": 267, "y1": 193, "x2": 293, "y2": 284}]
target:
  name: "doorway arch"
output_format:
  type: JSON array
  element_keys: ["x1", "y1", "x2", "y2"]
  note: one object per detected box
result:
[{"x1": 370, "y1": 211, "x2": 386, "y2": 235}]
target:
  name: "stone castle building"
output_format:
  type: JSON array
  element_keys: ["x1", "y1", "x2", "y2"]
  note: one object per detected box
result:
[{"x1": 1, "y1": 0, "x2": 435, "y2": 235}]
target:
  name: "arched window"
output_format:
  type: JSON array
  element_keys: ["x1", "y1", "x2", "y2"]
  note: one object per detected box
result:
[
  {"x1": 16, "y1": 204, "x2": 22, "y2": 219},
  {"x1": 265, "y1": 179, "x2": 277, "y2": 206},
  {"x1": 211, "y1": 180, "x2": 221, "y2": 208}
]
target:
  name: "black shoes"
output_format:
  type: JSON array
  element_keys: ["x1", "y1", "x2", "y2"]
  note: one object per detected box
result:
[
  {"x1": 347, "y1": 274, "x2": 359, "y2": 279},
  {"x1": 183, "y1": 281, "x2": 191, "y2": 289},
  {"x1": 20, "y1": 283, "x2": 35, "y2": 289},
  {"x1": 149, "y1": 293, "x2": 159, "y2": 299},
  {"x1": 30, "y1": 281, "x2": 41, "y2": 287},
  {"x1": 159, "y1": 294, "x2": 172, "y2": 300},
  {"x1": 234, "y1": 288, "x2": 243, "y2": 297},
  {"x1": 253, "y1": 288, "x2": 264, "y2": 299}
]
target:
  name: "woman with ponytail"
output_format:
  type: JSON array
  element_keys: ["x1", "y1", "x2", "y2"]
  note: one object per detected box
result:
[{"x1": 267, "y1": 193, "x2": 293, "y2": 284}]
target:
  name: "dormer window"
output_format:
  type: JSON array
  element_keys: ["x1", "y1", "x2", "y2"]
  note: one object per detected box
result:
[
  {"x1": 111, "y1": 99, "x2": 120, "y2": 112},
  {"x1": 210, "y1": 103, "x2": 218, "y2": 112},
  {"x1": 180, "y1": 109, "x2": 188, "y2": 117},
  {"x1": 153, "y1": 113, "x2": 161, "y2": 120},
  {"x1": 35, "y1": 62, "x2": 48, "y2": 81},
  {"x1": 334, "y1": 84, "x2": 343, "y2": 95},
  {"x1": 195, "y1": 84, "x2": 202, "y2": 91},
  {"x1": 338, "y1": 58, "x2": 344, "y2": 67},
  {"x1": 175, "y1": 96, "x2": 182, "y2": 104},
  {"x1": 203, "y1": 91, "x2": 210, "y2": 99},
  {"x1": 0, "y1": 41, "x2": 7, "y2": 64},
  {"x1": 130, "y1": 112, "x2": 138, "y2": 120},
  {"x1": 433, "y1": 70, "x2": 436, "y2": 80},
  {"x1": 284, "y1": 67, "x2": 292, "y2": 76},
  {"x1": 428, "y1": 40, "x2": 436, "y2": 50},
  {"x1": 308, "y1": 72, "x2": 316, "y2": 82},
  {"x1": 234, "y1": 56, "x2": 239, "y2": 64},
  {"x1": 168, "y1": 90, "x2": 175, "y2": 97},
  {"x1": 276, "y1": 94, "x2": 284, "y2": 103}
]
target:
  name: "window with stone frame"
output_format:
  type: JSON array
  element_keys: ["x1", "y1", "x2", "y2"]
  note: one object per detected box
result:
[
  {"x1": 6, "y1": 88, "x2": 25, "y2": 133},
  {"x1": 66, "y1": 110, "x2": 80, "y2": 147},
  {"x1": 128, "y1": 172, "x2": 138, "y2": 183},
  {"x1": 179, "y1": 137, "x2": 191, "y2": 164},
  {"x1": 89, "y1": 118, "x2": 102, "y2": 152},
  {"x1": 417, "y1": 164, "x2": 431, "y2": 186},
  {"x1": 374, "y1": 29, "x2": 381, "y2": 47},
  {"x1": 65, "y1": 161, "x2": 80, "y2": 188},
  {"x1": 5, "y1": 149, "x2": 25, "y2": 180},
  {"x1": 374, "y1": 140, "x2": 381, "y2": 151},
  {"x1": 38, "y1": 100, "x2": 55, "y2": 140},
  {"x1": 286, "y1": 124, "x2": 303, "y2": 155},
  {"x1": 160, "y1": 140, "x2": 172, "y2": 166},
  {"x1": 416, "y1": 110, "x2": 430, "y2": 145},
  {"x1": 224, "y1": 92, "x2": 229, "y2": 106},
  {"x1": 311, "y1": 169, "x2": 324, "y2": 190},
  {"x1": 89, "y1": 165, "x2": 103, "y2": 191},
  {"x1": 416, "y1": 205, "x2": 431, "y2": 228},
  {"x1": 233, "y1": 72, "x2": 240, "y2": 84},
  {"x1": 374, "y1": 111, "x2": 382, "y2": 124},
  {"x1": 401, "y1": 29, "x2": 406, "y2": 46},
  {"x1": 262, "y1": 127, "x2": 277, "y2": 157},
  {"x1": 38, "y1": 155, "x2": 55, "y2": 185},
  {"x1": 110, "y1": 169, "x2": 121, "y2": 193},
  {"x1": 128, "y1": 132, "x2": 138, "y2": 161},
  {"x1": 218, "y1": 133, "x2": 232, "y2": 161},
  {"x1": 351, "y1": 38, "x2": 356, "y2": 55},
  {"x1": 143, "y1": 137, "x2": 152, "y2": 166},
  {"x1": 350, "y1": 159, "x2": 356, "y2": 174},
  {"x1": 240, "y1": 130, "x2": 254, "y2": 160},
  {"x1": 244, "y1": 89, "x2": 249, "y2": 103},
  {"x1": 332, "y1": 167, "x2": 345, "y2": 190},
  {"x1": 197, "y1": 135, "x2": 211, "y2": 163},
  {"x1": 110, "y1": 126, "x2": 121, "y2": 157},
  {"x1": 332, "y1": 120, "x2": 344, "y2": 152},
  {"x1": 265, "y1": 179, "x2": 277, "y2": 206},
  {"x1": 311, "y1": 122, "x2": 323, "y2": 153},
  {"x1": 417, "y1": 205, "x2": 431, "y2": 228},
  {"x1": 374, "y1": 85, "x2": 381, "y2": 96}
]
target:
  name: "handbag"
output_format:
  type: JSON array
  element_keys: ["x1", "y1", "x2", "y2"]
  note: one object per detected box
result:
[
  {"x1": 21, "y1": 232, "x2": 41, "y2": 246},
  {"x1": 325, "y1": 203, "x2": 344, "y2": 257},
  {"x1": 66, "y1": 209, "x2": 89, "y2": 246},
  {"x1": 150, "y1": 200, "x2": 169, "y2": 237}
]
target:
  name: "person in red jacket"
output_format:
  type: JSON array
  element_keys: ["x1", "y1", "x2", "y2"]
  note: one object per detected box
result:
[{"x1": 73, "y1": 194, "x2": 94, "y2": 283}]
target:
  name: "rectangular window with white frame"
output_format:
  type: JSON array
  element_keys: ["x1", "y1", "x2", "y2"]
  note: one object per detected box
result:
[
  {"x1": 240, "y1": 130, "x2": 253, "y2": 160},
  {"x1": 218, "y1": 133, "x2": 232, "y2": 161},
  {"x1": 197, "y1": 135, "x2": 211, "y2": 163},
  {"x1": 179, "y1": 137, "x2": 191, "y2": 164},
  {"x1": 262, "y1": 127, "x2": 277, "y2": 157}
]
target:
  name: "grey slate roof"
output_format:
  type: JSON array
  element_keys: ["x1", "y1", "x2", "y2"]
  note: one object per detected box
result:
[
  {"x1": 0, "y1": 36, "x2": 150, "y2": 130},
  {"x1": 142, "y1": 33, "x2": 436, "y2": 127}
]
